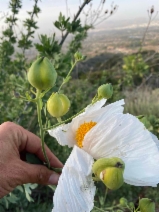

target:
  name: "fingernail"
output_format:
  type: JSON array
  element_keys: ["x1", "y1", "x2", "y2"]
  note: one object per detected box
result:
[{"x1": 48, "y1": 173, "x2": 60, "y2": 184}]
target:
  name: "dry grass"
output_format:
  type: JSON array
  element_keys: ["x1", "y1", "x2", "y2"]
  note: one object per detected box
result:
[{"x1": 124, "y1": 87, "x2": 159, "y2": 117}]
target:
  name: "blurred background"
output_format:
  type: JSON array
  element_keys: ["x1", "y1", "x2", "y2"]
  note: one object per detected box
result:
[{"x1": 0, "y1": 0, "x2": 159, "y2": 211}]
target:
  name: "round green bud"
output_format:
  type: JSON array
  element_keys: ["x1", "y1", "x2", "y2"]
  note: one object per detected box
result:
[
  {"x1": 139, "y1": 198, "x2": 155, "y2": 212},
  {"x1": 28, "y1": 57, "x2": 57, "y2": 91},
  {"x1": 100, "y1": 167, "x2": 124, "y2": 190},
  {"x1": 119, "y1": 197, "x2": 128, "y2": 207},
  {"x1": 47, "y1": 92, "x2": 70, "y2": 118},
  {"x1": 98, "y1": 83, "x2": 113, "y2": 99},
  {"x1": 92, "y1": 157, "x2": 125, "y2": 190},
  {"x1": 128, "y1": 202, "x2": 134, "y2": 209}
]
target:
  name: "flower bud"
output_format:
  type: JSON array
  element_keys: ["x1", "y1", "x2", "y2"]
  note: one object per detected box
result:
[
  {"x1": 28, "y1": 57, "x2": 57, "y2": 91},
  {"x1": 92, "y1": 157, "x2": 125, "y2": 190},
  {"x1": 119, "y1": 197, "x2": 128, "y2": 207},
  {"x1": 139, "y1": 198, "x2": 155, "y2": 212},
  {"x1": 128, "y1": 202, "x2": 134, "y2": 209},
  {"x1": 74, "y1": 51, "x2": 83, "y2": 61},
  {"x1": 98, "y1": 83, "x2": 113, "y2": 99},
  {"x1": 47, "y1": 92, "x2": 70, "y2": 118}
]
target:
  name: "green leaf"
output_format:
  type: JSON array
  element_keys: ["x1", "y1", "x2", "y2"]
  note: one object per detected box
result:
[
  {"x1": 48, "y1": 185, "x2": 56, "y2": 191},
  {"x1": 16, "y1": 185, "x2": 24, "y2": 193},
  {"x1": 6, "y1": 193, "x2": 19, "y2": 204},
  {"x1": 23, "y1": 184, "x2": 38, "y2": 202}
]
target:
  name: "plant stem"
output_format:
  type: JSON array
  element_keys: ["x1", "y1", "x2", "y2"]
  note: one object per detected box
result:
[
  {"x1": 36, "y1": 89, "x2": 50, "y2": 168},
  {"x1": 59, "y1": 0, "x2": 92, "y2": 46},
  {"x1": 138, "y1": 13, "x2": 152, "y2": 53},
  {"x1": 57, "y1": 117, "x2": 62, "y2": 122},
  {"x1": 93, "y1": 206, "x2": 105, "y2": 212},
  {"x1": 44, "y1": 108, "x2": 85, "y2": 131},
  {"x1": 58, "y1": 60, "x2": 78, "y2": 92},
  {"x1": 44, "y1": 97, "x2": 100, "y2": 131},
  {"x1": 105, "y1": 204, "x2": 132, "y2": 211},
  {"x1": 104, "y1": 187, "x2": 108, "y2": 203},
  {"x1": 50, "y1": 167, "x2": 62, "y2": 173}
]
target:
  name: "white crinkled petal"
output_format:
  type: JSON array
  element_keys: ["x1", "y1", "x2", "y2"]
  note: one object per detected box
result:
[
  {"x1": 52, "y1": 146, "x2": 96, "y2": 212},
  {"x1": 151, "y1": 132, "x2": 159, "y2": 150},
  {"x1": 83, "y1": 113, "x2": 159, "y2": 187},
  {"x1": 48, "y1": 123, "x2": 75, "y2": 147},
  {"x1": 85, "y1": 98, "x2": 106, "y2": 113},
  {"x1": 71, "y1": 99, "x2": 125, "y2": 140},
  {"x1": 48, "y1": 99, "x2": 125, "y2": 148},
  {"x1": 48, "y1": 99, "x2": 107, "y2": 147}
]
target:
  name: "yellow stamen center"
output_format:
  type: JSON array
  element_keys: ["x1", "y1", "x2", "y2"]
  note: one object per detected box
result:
[{"x1": 75, "y1": 121, "x2": 97, "y2": 148}]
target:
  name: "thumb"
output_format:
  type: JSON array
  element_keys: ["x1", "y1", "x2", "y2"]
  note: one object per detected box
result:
[{"x1": 19, "y1": 161, "x2": 60, "y2": 185}]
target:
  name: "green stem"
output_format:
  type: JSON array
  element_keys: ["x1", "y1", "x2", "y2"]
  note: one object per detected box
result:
[
  {"x1": 36, "y1": 89, "x2": 50, "y2": 169},
  {"x1": 44, "y1": 108, "x2": 85, "y2": 131},
  {"x1": 58, "y1": 60, "x2": 78, "y2": 92},
  {"x1": 44, "y1": 97, "x2": 100, "y2": 131},
  {"x1": 50, "y1": 167, "x2": 62, "y2": 173},
  {"x1": 93, "y1": 206, "x2": 105, "y2": 212},
  {"x1": 134, "y1": 206, "x2": 140, "y2": 212},
  {"x1": 104, "y1": 187, "x2": 108, "y2": 203},
  {"x1": 105, "y1": 204, "x2": 132, "y2": 211},
  {"x1": 57, "y1": 117, "x2": 62, "y2": 122}
]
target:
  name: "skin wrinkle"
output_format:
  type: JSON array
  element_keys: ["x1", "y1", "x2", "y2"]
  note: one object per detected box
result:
[
  {"x1": 36, "y1": 167, "x2": 48, "y2": 183},
  {"x1": 0, "y1": 123, "x2": 20, "y2": 158},
  {"x1": 0, "y1": 121, "x2": 63, "y2": 198},
  {"x1": 18, "y1": 125, "x2": 29, "y2": 152},
  {"x1": 8, "y1": 160, "x2": 26, "y2": 186},
  {"x1": 33, "y1": 143, "x2": 45, "y2": 161},
  {"x1": 0, "y1": 185, "x2": 11, "y2": 198}
]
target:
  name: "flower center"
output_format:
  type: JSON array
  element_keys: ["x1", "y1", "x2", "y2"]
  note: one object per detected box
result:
[{"x1": 75, "y1": 121, "x2": 97, "y2": 148}]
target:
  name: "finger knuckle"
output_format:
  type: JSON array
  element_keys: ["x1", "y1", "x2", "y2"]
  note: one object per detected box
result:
[
  {"x1": 1, "y1": 121, "x2": 15, "y2": 130},
  {"x1": 37, "y1": 167, "x2": 48, "y2": 184}
]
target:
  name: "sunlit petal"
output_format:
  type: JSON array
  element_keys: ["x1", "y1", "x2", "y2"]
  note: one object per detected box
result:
[
  {"x1": 52, "y1": 146, "x2": 96, "y2": 212},
  {"x1": 85, "y1": 98, "x2": 106, "y2": 113},
  {"x1": 151, "y1": 132, "x2": 159, "y2": 150},
  {"x1": 49, "y1": 99, "x2": 107, "y2": 147},
  {"x1": 84, "y1": 113, "x2": 159, "y2": 186},
  {"x1": 48, "y1": 123, "x2": 75, "y2": 147}
]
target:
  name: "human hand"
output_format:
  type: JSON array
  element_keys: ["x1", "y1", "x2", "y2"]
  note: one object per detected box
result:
[{"x1": 0, "y1": 122, "x2": 63, "y2": 198}]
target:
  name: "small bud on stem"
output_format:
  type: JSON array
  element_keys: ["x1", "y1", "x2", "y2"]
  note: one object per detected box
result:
[
  {"x1": 92, "y1": 157, "x2": 125, "y2": 190},
  {"x1": 28, "y1": 57, "x2": 57, "y2": 91},
  {"x1": 47, "y1": 92, "x2": 70, "y2": 118}
]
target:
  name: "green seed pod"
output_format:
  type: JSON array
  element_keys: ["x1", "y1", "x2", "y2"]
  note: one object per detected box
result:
[
  {"x1": 128, "y1": 202, "x2": 134, "y2": 209},
  {"x1": 100, "y1": 167, "x2": 124, "y2": 190},
  {"x1": 47, "y1": 92, "x2": 70, "y2": 118},
  {"x1": 119, "y1": 197, "x2": 128, "y2": 207},
  {"x1": 139, "y1": 198, "x2": 155, "y2": 212},
  {"x1": 92, "y1": 157, "x2": 125, "y2": 190},
  {"x1": 74, "y1": 52, "x2": 83, "y2": 60},
  {"x1": 98, "y1": 83, "x2": 113, "y2": 99},
  {"x1": 28, "y1": 57, "x2": 57, "y2": 91}
]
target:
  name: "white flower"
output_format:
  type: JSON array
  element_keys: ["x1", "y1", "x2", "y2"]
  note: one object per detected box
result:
[
  {"x1": 49, "y1": 99, "x2": 159, "y2": 212},
  {"x1": 52, "y1": 146, "x2": 95, "y2": 212}
]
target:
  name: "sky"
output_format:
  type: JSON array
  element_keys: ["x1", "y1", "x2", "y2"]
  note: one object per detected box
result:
[{"x1": 0, "y1": 0, "x2": 158, "y2": 35}]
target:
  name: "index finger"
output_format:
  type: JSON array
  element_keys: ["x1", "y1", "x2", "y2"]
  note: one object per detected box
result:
[
  {"x1": 0, "y1": 122, "x2": 63, "y2": 168},
  {"x1": 21, "y1": 127, "x2": 63, "y2": 168}
]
